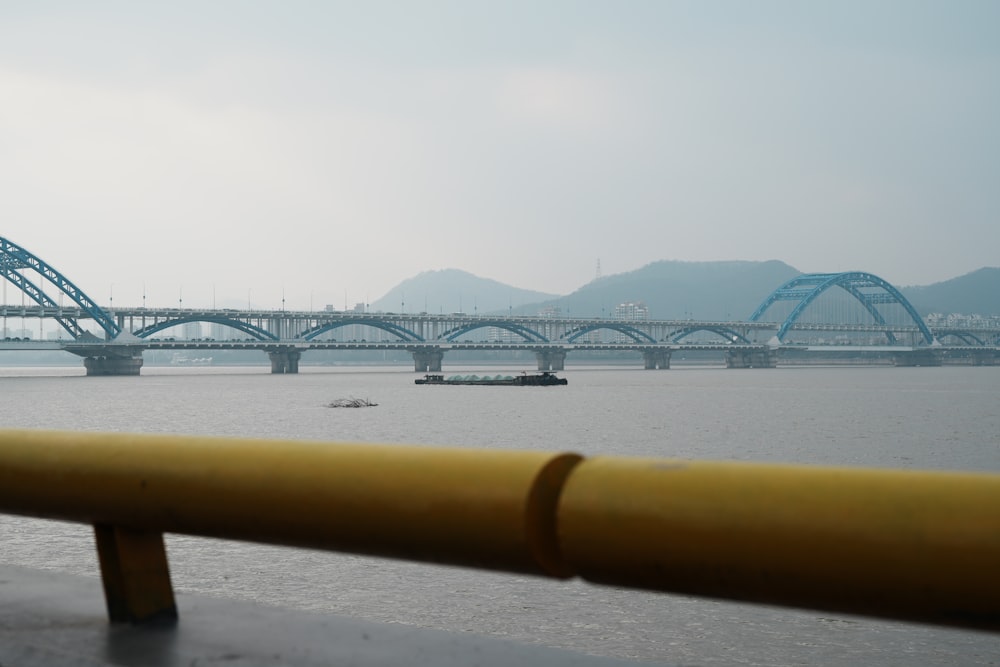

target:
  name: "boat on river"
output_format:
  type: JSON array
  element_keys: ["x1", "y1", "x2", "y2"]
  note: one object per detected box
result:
[{"x1": 415, "y1": 371, "x2": 568, "y2": 386}]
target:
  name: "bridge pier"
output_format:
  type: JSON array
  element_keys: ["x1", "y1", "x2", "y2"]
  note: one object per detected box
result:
[
  {"x1": 726, "y1": 348, "x2": 778, "y2": 369},
  {"x1": 642, "y1": 350, "x2": 671, "y2": 370},
  {"x1": 970, "y1": 350, "x2": 998, "y2": 366},
  {"x1": 268, "y1": 349, "x2": 301, "y2": 374},
  {"x1": 535, "y1": 349, "x2": 566, "y2": 371},
  {"x1": 83, "y1": 355, "x2": 145, "y2": 376},
  {"x1": 892, "y1": 349, "x2": 943, "y2": 367},
  {"x1": 70, "y1": 343, "x2": 146, "y2": 376},
  {"x1": 412, "y1": 350, "x2": 443, "y2": 373}
]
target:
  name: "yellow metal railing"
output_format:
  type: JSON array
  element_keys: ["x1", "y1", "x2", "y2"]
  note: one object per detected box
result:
[{"x1": 0, "y1": 429, "x2": 998, "y2": 630}]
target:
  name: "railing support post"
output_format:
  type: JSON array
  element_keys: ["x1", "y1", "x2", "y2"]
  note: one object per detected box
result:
[{"x1": 94, "y1": 524, "x2": 178, "y2": 624}]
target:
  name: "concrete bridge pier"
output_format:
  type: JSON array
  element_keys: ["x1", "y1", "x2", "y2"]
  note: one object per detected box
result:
[
  {"x1": 892, "y1": 349, "x2": 943, "y2": 367},
  {"x1": 412, "y1": 350, "x2": 443, "y2": 372},
  {"x1": 68, "y1": 344, "x2": 146, "y2": 376},
  {"x1": 83, "y1": 354, "x2": 144, "y2": 376},
  {"x1": 970, "y1": 350, "x2": 998, "y2": 366},
  {"x1": 643, "y1": 350, "x2": 671, "y2": 370},
  {"x1": 268, "y1": 349, "x2": 302, "y2": 374},
  {"x1": 726, "y1": 348, "x2": 778, "y2": 369},
  {"x1": 535, "y1": 349, "x2": 566, "y2": 371}
]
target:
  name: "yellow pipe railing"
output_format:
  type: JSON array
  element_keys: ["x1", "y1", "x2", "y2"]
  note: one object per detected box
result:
[{"x1": 0, "y1": 429, "x2": 998, "y2": 630}]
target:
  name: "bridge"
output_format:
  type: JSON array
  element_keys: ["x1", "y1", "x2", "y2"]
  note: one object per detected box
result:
[{"x1": 2, "y1": 236, "x2": 998, "y2": 375}]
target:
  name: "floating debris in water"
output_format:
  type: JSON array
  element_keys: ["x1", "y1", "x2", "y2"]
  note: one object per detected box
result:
[{"x1": 327, "y1": 398, "x2": 378, "y2": 408}]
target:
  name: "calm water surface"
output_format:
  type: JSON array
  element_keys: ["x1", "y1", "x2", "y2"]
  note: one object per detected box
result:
[{"x1": 1, "y1": 364, "x2": 998, "y2": 665}]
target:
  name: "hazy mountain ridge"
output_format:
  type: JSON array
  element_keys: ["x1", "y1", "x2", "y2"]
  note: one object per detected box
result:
[
  {"x1": 373, "y1": 262, "x2": 1000, "y2": 319},
  {"x1": 898, "y1": 267, "x2": 1000, "y2": 317},
  {"x1": 522, "y1": 260, "x2": 802, "y2": 320},
  {"x1": 371, "y1": 269, "x2": 558, "y2": 314}
]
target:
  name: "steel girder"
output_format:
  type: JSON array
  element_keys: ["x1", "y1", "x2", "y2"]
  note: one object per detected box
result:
[
  {"x1": 670, "y1": 325, "x2": 751, "y2": 344},
  {"x1": 0, "y1": 237, "x2": 119, "y2": 338},
  {"x1": 0, "y1": 265, "x2": 89, "y2": 338},
  {"x1": 563, "y1": 324, "x2": 657, "y2": 344},
  {"x1": 442, "y1": 321, "x2": 548, "y2": 343},
  {"x1": 934, "y1": 330, "x2": 986, "y2": 346},
  {"x1": 132, "y1": 317, "x2": 279, "y2": 341},
  {"x1": 749, "y1": 272, "x2": 935, "y2": 345},
  {"x1": 302, "y1": 319, "x2": 424, "y2": 342},
  {"x1": 935, "y1": 330, "x2": 1000, "y2": 347}
]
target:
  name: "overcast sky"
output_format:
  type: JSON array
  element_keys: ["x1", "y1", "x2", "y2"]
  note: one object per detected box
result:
[{"x1": 2, "y1": 1, "x2": 997, "y2": 311}]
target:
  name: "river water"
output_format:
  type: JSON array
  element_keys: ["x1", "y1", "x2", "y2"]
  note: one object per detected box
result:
[{"x1": 1, "y1": 363, "x2": 998, "y2": 665}]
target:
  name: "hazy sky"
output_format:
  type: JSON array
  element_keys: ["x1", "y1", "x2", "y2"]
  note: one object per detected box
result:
[{"x1": 2, "y1": 1, "x2": 997, "y2": 311}]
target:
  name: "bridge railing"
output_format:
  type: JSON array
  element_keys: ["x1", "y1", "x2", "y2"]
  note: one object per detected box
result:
[{"x1": 0, "y1": 429, "x2": 998, "y2": 631}]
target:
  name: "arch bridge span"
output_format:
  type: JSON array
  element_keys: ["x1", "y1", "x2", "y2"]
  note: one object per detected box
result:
[{"x1": 750, "y1": 272, "x2": 935, "y2": 345}]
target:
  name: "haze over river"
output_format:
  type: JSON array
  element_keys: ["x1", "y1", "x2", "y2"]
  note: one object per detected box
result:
[{"x1": 1, "y1": 364, "x2": 998, "y2": 665}]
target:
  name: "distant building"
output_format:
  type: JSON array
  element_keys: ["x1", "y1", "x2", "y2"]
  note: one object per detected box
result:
[
  {"x1": 926, "y1": 312, "x2": 1000, "y2": 328},
  {"x1": 612, "y1": 302, "x2": 649, "y2": 343},
  {"x1": 613, "y1": 302, "x2": 649, "y2": 321},
  {"x1": 210, "y1": 323, "x2": 231, "y2": 340},
  {"x1": 537, "y1": 306, "x2": 562, "y2": 318},
  {"x1": 182, "y1": 322, "x2": 202, "y2": 340},
  {"x1": 488, "y1": 326, "x2": 520, "y2": 343}
]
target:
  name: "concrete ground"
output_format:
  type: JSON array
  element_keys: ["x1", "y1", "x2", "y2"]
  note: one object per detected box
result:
[{"x1": 0, "y1": 564, "x2": 656, "y2": 666}]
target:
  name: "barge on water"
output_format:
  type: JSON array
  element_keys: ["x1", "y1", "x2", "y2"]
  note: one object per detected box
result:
[{"x1": 415, "y1": 371, "x2": 568, "y2": 386}]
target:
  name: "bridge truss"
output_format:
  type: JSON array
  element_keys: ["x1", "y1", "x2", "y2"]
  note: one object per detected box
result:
[
  {"x1": 0, "y1": 237, "x2": 118, "y2": 339},
  {"x1": 749, "y1": 272, "x2": 936, "y2": 346}
]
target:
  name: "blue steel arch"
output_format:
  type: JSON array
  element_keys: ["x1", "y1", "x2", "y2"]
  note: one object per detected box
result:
[
  {"x1": 133, "y1": 317, "x2": 279, "y2": 341},
  {"x1": 0, "y1": 265, "x2": 89, "y2": 338},
  {"x1": 441, "y1": 322, "x2": 548, "y2": 343},
  {"x1": 302, "y1": 319, "x2": 424, "y2": 342},
  {"x1": 563, "y1": 324, "x2": 656, "y2": 344},
  {"x1": 670, "y1": 325, "x2": 751, "y2": 344},
  {"x1": 749, "y1": 272, "x2": 934, "y2": 345},
  {"x1": 0, "y1": 236, "x2": 119, "y2": 338}
]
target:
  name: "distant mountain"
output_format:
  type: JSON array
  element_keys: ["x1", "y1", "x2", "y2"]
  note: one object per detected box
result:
[
  {"x1": 514, "y1": 260, "x2": 802, "y2": 320},
  {"x1": 900, "y1": 267, "x2": 1000, "y2": 316},
  {"x1": 373, "y1": 263, "x2": 1000, "y2": 321},
  {"x1": 370, "y1": 269, "x2": 558, "y2": 315}
]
